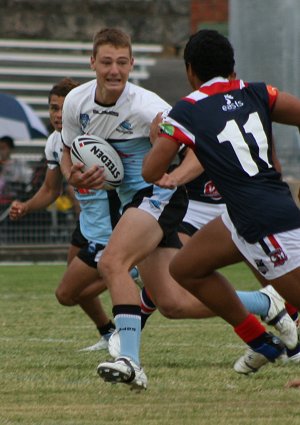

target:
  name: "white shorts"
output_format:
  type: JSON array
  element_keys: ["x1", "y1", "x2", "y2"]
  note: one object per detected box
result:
[
  {"x1": 183, "y1": 200, "x2": 226, "y2": 230},
  {"x1": 222, "y1": 210, "x2": 300, "y2": 280}
]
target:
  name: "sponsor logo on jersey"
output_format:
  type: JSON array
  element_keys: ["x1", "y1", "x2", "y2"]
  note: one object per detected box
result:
[
  {"x1": 149, "y1": 199, "x2": 162, "y2": 210},
  {"x1": 80, "y1": 113, "x2": 90, "y2": 131},
  {"x1": 92, "y1": 109, "x2": 119, "y2": 117},
  {"x1": 269, "y1": 248, "x2": 288, "y2": 267},
  {"x1": 76, "y1": 187, "x2": 93, "y2": 195},
  {"x1": 53, "y1": 150, "x2": 60, "y2": 163},
  {"x1": 254, "y1": 259, "x2": 269, "y2": 274},
  {"x1": 87, "y1": 242, "x2": 97, "y2": 254},
  {"x1": 160, "y1": 123, "x2": 175, "y2": 136},
  {"x1": 116, "y1": 120, "x2": 133, "y2": 134},
  {"x1": 259, "y1": 235, "x2": 288, "y2": 268},
  {"x1": 204, "y1": 180, "x2": 222, "y2": 200},
  {"x1": 222, "y1": 94, "x2": 244, "y2": 112}
]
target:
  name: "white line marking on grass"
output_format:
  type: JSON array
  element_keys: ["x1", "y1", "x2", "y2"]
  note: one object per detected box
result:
[
  {"x1": 0, "y1": 337, "x2": 74, "y2": 343},
  {"x1": 1, "y1": 294, "x2": 54, "y2": 299}
]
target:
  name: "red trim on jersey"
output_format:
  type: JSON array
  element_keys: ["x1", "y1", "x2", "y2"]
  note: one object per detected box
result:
[
  {"x1": 199, "y1": 80, "x2": 278, "y2": 111},
  {"x1": 160, "y1": 133, "x2": 195, "y2": 150},
  {"x1": 266, "y1": 85, "x2": 278, "y2": 109},
  {"x1": 199, "y1": 80, "x2": 244, "y2": 96},
  {"x1": 182, "y1": 96, "x2": 197, "y2": 104}
]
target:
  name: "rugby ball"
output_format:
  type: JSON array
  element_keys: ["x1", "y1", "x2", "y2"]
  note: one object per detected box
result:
[{"x1": 70, "y1": 134, "x2": 124, "y2": 190}]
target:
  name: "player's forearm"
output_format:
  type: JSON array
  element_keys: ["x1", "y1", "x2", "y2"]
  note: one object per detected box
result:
[
  {"x1": 168, "y1": 149, "x2": 204, "y2": 185},
  {"x1": 24, "y1": 184, "x2": 61, "y2": 213},
  {"x1": 143, "y1": 136, "x2": 179, "y2": 182},
  {"x1": 60, "y1": 147, "x2": 72, "y2": 182}
]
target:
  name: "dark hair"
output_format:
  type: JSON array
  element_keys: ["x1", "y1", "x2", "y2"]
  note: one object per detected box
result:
[
  {"x1": 48, "y1": 78, "x2": 79, "y2": 103},
  {"x1": 183, "y1": 29, "x2": 235, "y2": 82},
  {"x1": 0, "y1": 135, "x2": 14, "y2": 149},
  {"x1": 92, "y1": 28, "x2": 132, "y2": 58}
]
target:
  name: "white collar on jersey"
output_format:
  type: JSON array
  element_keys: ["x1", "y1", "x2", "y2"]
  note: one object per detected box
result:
[{"x1": 200, "y1": 77, "x2": 229, "y2": 87}]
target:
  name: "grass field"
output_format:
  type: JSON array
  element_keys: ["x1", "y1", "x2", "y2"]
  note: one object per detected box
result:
[{"x1": 1, "y1": 263, "x2": 300, "y2": 425}]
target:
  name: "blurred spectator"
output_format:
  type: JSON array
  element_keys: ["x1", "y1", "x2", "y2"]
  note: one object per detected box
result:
[{"x1": 0, "y1": 136, "x2": 33, "y2": 202}]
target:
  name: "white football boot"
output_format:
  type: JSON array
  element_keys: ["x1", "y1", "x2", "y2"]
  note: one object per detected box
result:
[
  {"x1": 97, "y1": 357, "x2": 147, "y2": 391},
  {"x1": 259, "y1": 285, "x2": 298, "y2": 350},
  {"x1": 79, "y1": 336, "x2": 109, "y2": 352},
  {"x1": 285, "y1": 343, "x2": 300, "y2": 363},
  {"x1": 234, "y1": 333, "x2": 285, "y2": 374},
  {"x1": 108, "y1": 330, "x2": 121, "y2": 359}
]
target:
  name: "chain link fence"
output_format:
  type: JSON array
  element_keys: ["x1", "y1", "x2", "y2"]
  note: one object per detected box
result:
[{"x1": 0, "y1": 143, "x2": 76, "y2": 261}]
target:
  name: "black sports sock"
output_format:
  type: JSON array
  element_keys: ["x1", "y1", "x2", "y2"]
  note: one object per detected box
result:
[{"x1": 97, "y1": 320, "x2": 115, "y2": 336}]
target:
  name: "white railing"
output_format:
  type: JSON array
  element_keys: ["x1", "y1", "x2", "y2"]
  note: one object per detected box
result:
[{"x1": 0, "y1": 38, "x2": 162, "y2": 124}]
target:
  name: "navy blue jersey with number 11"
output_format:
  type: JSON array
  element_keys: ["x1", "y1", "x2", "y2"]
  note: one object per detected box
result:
[{"x1": 161, "y1": 77, "x2": 300, "y2": 243}]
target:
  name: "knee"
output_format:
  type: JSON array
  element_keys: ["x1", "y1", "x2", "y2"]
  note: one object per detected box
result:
[
  {"x1": 170, "y1": 253, "x2": 211, "y2": 281},
  {"x1": 152, "y1": 292, "x2": 183, "y2": 319},
  {"x1": 158, "y1": 301, "x2": 182, "y2": 319},
  {"x1": 55, "y1": 286, "x2": 77, "y2": 306},
  {"x1": 98, "y1": 251, "x2": 122, "y2": 279}
]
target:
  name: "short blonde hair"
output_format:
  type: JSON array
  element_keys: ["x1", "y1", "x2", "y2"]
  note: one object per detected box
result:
[{"x1": 92, "y1": 28, "x2": 132, "y2": 58}]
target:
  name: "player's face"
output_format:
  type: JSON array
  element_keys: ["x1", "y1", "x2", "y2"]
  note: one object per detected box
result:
[
  {"x1": 0, "y1": 141, "x2": 11, "y2": 161},
  {"x1": 91, "y1": 44, "x2": 133, "y2": 104},
  {"x1": 49, "y1": 95, "x2": 65, "y2": 132}
]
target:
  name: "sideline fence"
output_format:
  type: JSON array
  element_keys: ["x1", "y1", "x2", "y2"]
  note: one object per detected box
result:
[{"x1": 0, "y1": 141, "x2": 76, "y2": 260}]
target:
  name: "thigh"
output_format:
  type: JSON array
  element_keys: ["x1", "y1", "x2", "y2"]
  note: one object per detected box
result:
[
  {"x1": 102, "y1": 207, "x2": 164, "y2": 268},
  {"x1": 68, "y1": 221, "x2": 88, "y2": 264},
  {"x1": 138, "y1": 246, "x2": 214, "y2": 319},
  {"x1": 138, "y1": 246, "x2": 177, "y2": 300},
  {"x1": 171, "y1": 216, "x2": 243, "y2": 280},
  {"x1": 67, "y1": 244, "x2": 80, "y2": 265}
]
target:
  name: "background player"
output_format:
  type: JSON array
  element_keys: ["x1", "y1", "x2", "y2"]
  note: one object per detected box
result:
[{"x1": 9, "y1": 78, "x2": 115, "y2": 351}]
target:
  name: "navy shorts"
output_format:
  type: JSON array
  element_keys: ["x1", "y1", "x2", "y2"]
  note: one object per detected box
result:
[
  {"x1": 77, "y1": 241, "x2": 106, "y2": 269},
  {"x1": 70, "y1": 221, "x2": 88, "y2": 248}
]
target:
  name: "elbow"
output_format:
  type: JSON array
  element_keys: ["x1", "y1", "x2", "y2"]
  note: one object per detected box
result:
[
  {"x1": 142, "y1": 155, "x2": 165, "y2": 182},
  {"x1": 142, "y1": 169, "x2": 155, "y2": 183},
  {"x1": 142, "y1": 165, "x2": 163, "y2": 183},
  {"x1": 142, "y1": 159, "x2": 154, "y2": 183},
  {"x1": 55, "y1": 189, "x2": 62, "y2": 200},
  {"x1": 48, "y1": 188, "x2": 63, "y2": 202}
]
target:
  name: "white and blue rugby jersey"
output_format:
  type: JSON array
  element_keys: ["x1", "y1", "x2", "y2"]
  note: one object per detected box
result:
[
  {"x1": 45, "y1": 130, "x2": 118, "y2": 244},
  {"x1": 62, "y1": 80, "x2": 171, "y2": 206},
  {"x1": 75, "y1": 187, "x2": 119, "y2": 245},
  {"x1": 161, "y1": 77, "x2": 300, "y2": 243},
  {"x1": 45, "y1": 131, "x2": 63, "y2": 170}
]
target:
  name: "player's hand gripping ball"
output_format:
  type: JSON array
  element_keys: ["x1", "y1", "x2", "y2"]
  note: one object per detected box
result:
[{"x1": 71, "y1": 134, "x2": 124, "y2": 190}]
